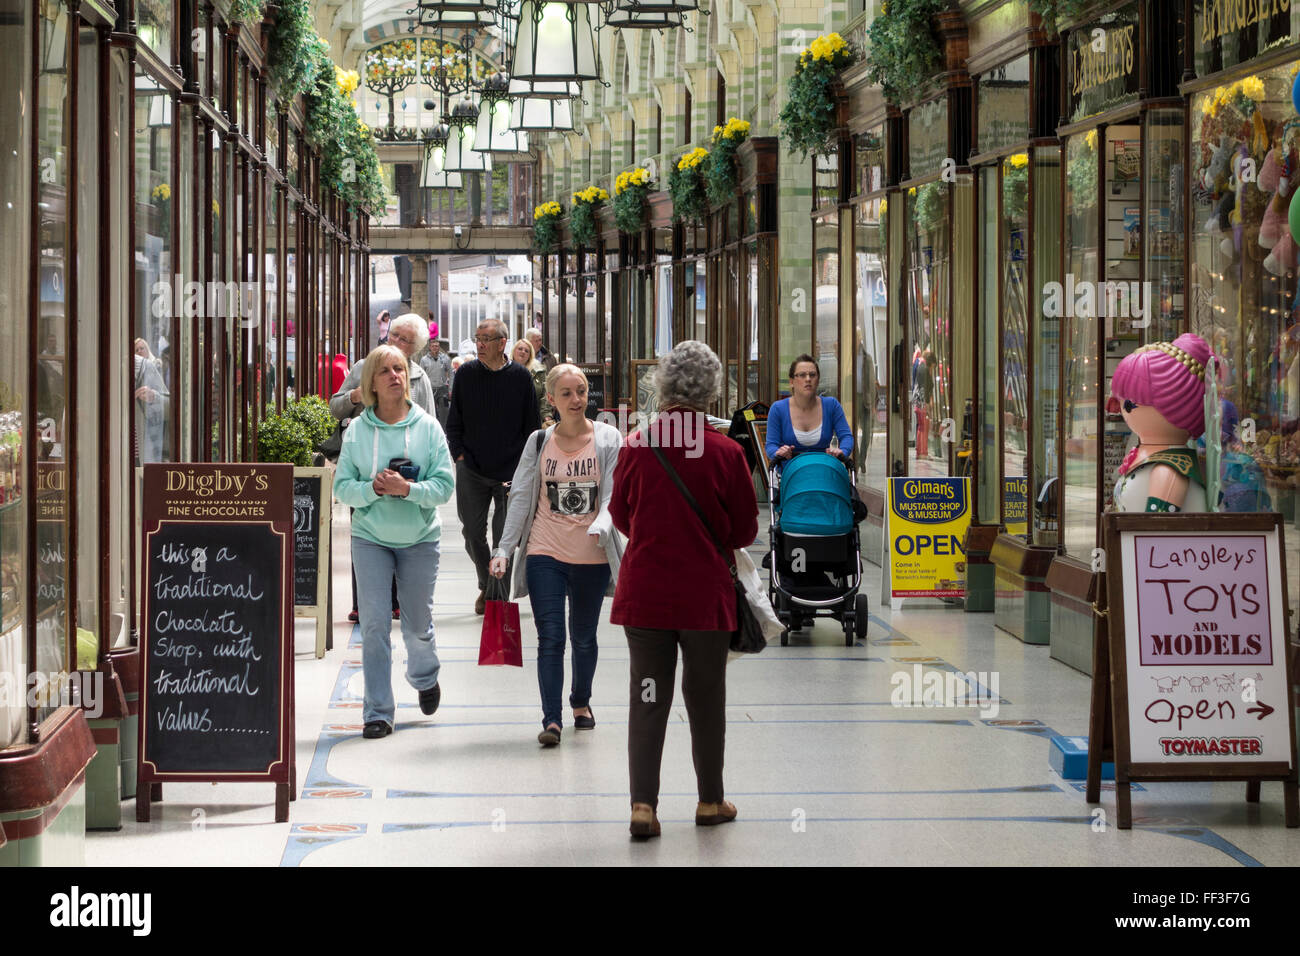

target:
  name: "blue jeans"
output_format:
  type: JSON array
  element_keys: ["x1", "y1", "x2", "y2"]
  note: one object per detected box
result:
[
  {"x1": 525, "y1": 555, "x2": 611, "y2": 729},
  {"x1": 353, "y1": 537, "x2": 442, "y2": 728}
]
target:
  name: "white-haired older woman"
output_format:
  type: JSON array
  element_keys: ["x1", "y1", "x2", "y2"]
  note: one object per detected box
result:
[
  {"x1": 331, "y1": 312, "x2": 435, "y2": 422},
  {"x1": 334, "y1": 345, "x2": 455, "y2": 739},
  {"x1": 609, "y1": 341, "x2": 758, "y2": 838}
]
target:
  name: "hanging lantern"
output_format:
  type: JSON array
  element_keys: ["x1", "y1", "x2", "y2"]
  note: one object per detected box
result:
[
  {"x1": 445, "y1": 100, "x2": 491, "y2": 172},
  {"x1": 509, "y1": 95, "x2": 574, "y2": 130},
  {"x1": 603, "y1": 4, "x2": 684, "y2": 28},
  {"x1": 421, "y1": 166, "x2": 465, "y2": 190},
  {"x1": 426, "y1": 122, "x2": 451, "y2": 174},
  {"x1": 415, "y1": 5, "x2": 497, "y2": 28},
  {"x1": 474, "y1": 74, "x2": 529, "y2": 153},
  {"x1": 507, "y1": 77, "x2": 582, "y2": 99},
  {"x1": 511, "y1": 1, "x2": 600, "y2": 83}
]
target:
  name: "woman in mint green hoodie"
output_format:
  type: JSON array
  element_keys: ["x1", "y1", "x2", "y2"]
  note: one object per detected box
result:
[{"x1": 335, "y1": 345, "x2": 456, "y2": 739}]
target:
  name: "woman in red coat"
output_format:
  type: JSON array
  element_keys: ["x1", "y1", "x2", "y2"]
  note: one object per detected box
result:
[{"x1": 610, "y1": 340, "x2": 759, "y2": 839}]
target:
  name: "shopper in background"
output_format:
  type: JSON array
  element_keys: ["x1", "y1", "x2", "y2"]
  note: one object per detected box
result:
[
  {"x1": 765, "y1": 354, "x2": 853, "y2": 466},
  {"x1": 133, "y1": 343, "x2": 169, "y2": 465},
  {"x1": 334, "y1": 345, "x2": 455, "y2": 739},
  {"x1": 376, "y1": 310, "x2": 391, "y2": 344},
  {"x1": 511, "y1": 337, "x2": 551, "y2": 426},
  {"x1": 420, "y1": 336, "x2": 452, "y2": 429},
  {"x1": 447, "y1": 318, "x2": 542, "y2": 615},
  {"x1": 610, "y1": 340, "x2": 758, "y2": 839},
  {"x1": 526, "y1": 325, "x2": 557, "y2": 373},
  {"x1": 332, "y1": 313, "x2": 435, "y2": 622},
  {"x1": 490, "y1": 364, "x2": 623, "y2": 746}
]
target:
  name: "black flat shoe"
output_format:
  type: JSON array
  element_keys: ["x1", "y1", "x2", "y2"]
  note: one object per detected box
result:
[
  {"x1": 537, "y1": 724, "x2": 561, "y2": 746},
  {"x1": 573, "y1": 707, "x2": 595, "y2": 729},
  {"x1": 363, "y1": 721, "x2": 392, "y2": 739},
  {"x1": 419, "y1": 683, "x2": 441, "y2": 715}
]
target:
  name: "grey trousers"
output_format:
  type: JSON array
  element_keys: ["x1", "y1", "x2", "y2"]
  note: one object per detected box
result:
[{"x1": 455, "y1": 460, "x2": 509, "y2": 591}]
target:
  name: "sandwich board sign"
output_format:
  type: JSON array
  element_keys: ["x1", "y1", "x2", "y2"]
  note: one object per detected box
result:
[{"x1": 1088, "y1": 512, "x2": 1298, "y2": 828}]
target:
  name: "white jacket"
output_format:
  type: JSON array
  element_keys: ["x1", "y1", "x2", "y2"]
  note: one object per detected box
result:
[{"x1": 492, "y1": 422, "x2": 625, "y2": 598}]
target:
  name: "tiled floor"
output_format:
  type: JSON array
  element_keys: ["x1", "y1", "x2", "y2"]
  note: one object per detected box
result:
[{"x1": 88, "y1": 499, "x2": 1300, "y2": 866}]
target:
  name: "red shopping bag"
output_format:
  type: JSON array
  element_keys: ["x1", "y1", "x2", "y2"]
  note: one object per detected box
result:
[{"x1": 479, "y1": 577, "x2": 523, "y2": 667}]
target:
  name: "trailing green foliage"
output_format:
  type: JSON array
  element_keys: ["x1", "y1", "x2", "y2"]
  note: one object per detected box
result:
[
  {"x1": 301, "y1": 41, "x2": 386, "y2": 213},
  {"x1": 266, "y1": 0, "x2": 319, "y2": 105},
  {"x1": 780, "y1": 33, "x2": 857, "y2": 159},
  {"x1": 570, "y1": 202, "x2": 598, "y2": 247},
  {"x1": 668, "y1": 148, "x2": 709, "y2": 223},
  {"x1": 229, "y1": 0, "x2": 267, "y2": 25},
  {"x1": 1026, "y1": 0, "x2": 1095, "y2": 35},
  {"x1": 706, "y1": 118, "x2": 751, "y2": 207},
  {"x1": 613, "y1": 167, "x2": 653, "y2": 234},
  {"x1": 865, "y1": 0, "x2": 948, "y2": 103},
  {"x1": 533, "y1": 201, "x2": 563, "y2": 251},
  {"x1": 910, "y1": 181, "x2": 946, "y2": 233}
]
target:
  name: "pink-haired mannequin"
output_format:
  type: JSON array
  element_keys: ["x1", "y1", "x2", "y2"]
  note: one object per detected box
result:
[{"x1": 1110, "y1": 333, "x2": 1212, "y2": 513}]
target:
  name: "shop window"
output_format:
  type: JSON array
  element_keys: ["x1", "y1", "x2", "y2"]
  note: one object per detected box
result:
[
  {"x1": 1189, "y1": 68, "x2": 1300, "y2": 614},
  {"x1": 1061, "y1": 130, "x2": 1100, "y2": 556},
  {"x1": 136, "y1": 0, "x2": 172, "y2": 63},
  {"x1": 978, "y1": 166, "x2": 1000, "y2": 522},
  {"x1": 854, "y1": 127, "x2": 885, "y2": 199},
  {"x1": 978, "y1": 57, "x2": 1030, "y2": 156},
  {"x1": 1031, "y1": 144, "x2": 1062, "y2": 545},
  {"x1": 855, "y1": 197, "x2": 889, "y2": 495},
  {"x1": 0, "y1": 0, "x2": 32, "y2": 748},
  {"x1": 905, "y1": 182, "x2": 951, "y2": 477},
  {"x1": 814, "y1": 152, "x2": 838, "y2": 210},
  {"x1": 1001, "y1": 153, "x2": 1030, "y2": 536},
  {"x1": 909, "y1": 97, "x2": 948, "y2": 183},
  {"x1": 36, "y1": 0, "x2": 71, "y2": 711},
  {"x1": 1146, "y1": 109, "x2": 1185, "y2": 344},
  {"x1": 813, "y1": 212, "x2": 840, "y2": 398},
  {"x1": 75, "y1": 23, "x2": 101, "y2": 655}
]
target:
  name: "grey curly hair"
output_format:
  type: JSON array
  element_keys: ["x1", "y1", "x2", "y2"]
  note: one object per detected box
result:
[
  {"x1": 656, "y1": 340, "x2": 721, "y2": 411},
  {"x1": 389, "y1": 312, "x2": 429, "y2": 351}
]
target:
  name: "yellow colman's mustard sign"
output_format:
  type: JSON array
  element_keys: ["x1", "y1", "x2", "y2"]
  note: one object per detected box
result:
[
  {"x1": 1200, "y1": 0, "x2": 1290, "y2": 45},
  {"x1": 887, "y1": 477, "x2": 971, "y2": 598},
  {"x1": 1070, "y1": 24, "x2": 1136, "y2": 97}
]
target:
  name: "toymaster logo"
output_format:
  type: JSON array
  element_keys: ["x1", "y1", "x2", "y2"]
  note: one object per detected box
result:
[{"x1": 1042, "y1": 274, "x2": 1152, "y2": 325}]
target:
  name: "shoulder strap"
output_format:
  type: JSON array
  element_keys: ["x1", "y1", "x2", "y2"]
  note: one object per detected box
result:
[
  {"x1": 650, "y1": 446, "x2": 737, "y2": 577},
  {"x1": 535, "y1": 428, "x2": 545, "y2": 455}
]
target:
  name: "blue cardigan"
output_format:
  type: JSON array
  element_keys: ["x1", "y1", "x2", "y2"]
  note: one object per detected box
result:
[{"x1": 765, "y1": 397, "x2": 853, "y2": 462}]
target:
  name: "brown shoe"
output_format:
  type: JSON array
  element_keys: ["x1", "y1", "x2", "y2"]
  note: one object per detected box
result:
[
  {"x1": 629, "y1": 803, "x2": 660, "y2": 839},
  {"x1": 475, "y1": 590, "x2": 486, "y2": 615},
  {"x1": 695, "y1": 800, "x2": 738, "y2": 826}
]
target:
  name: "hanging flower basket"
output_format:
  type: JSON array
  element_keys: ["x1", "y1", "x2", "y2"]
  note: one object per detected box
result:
[
  {"x1": 569, "y1": 186, "x2": 609, "y2": 247},
  {"x1": 534, "y1": 201, "x2": 563, "y2": 251},
  {"x1": 779, "y1": 32, "x2": 857, "y2": 159},
  {"x1": 865, "y1": 0, "x2": 946, "y2": 103},
  {"x1": 614, "y1": 167, "x2": 653, "y2": 234},
  {"x1": 669, "y1": 147, "x2": 709, "y2": 223},
  {"x1": 706, "y1": 117, "x2": 751, "y2": 207}
]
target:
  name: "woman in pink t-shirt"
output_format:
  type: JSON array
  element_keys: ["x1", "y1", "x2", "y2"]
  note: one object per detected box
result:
[{"x1": 490, "y1": 365, "x2": 624, "y2": 746}]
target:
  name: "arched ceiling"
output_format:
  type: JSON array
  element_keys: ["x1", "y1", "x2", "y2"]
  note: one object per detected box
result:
[{"x1": 336, "y1": 0, "x2": 509, "y2": 60}]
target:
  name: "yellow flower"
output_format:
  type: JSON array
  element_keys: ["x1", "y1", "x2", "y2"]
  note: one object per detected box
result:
[
  {"x1": 1085, "y1": 129, "x2": 1097, "y2": 149},
  {"x1": 677, "y1": 147, "x2": 708, "y2": 170},
  {"x1": 1008, "y1": 152, "x2": 1028, "y2": 169},
  {"x1": 151, "y1": 183, "x2": 171, "y2": 201},
  {"x1": 908, "y1": 186, "x2": 917, "y2": 196},
  {"x1": 879, "y1": 198, "x2": 887, "y2": 214},
  {"x1": 213, "y1": 199, "x2": 220, "y2": 215},
  {"x1": 534, "y1": 201, "x2": 561, "y2": 220},
  {"x1": 1242, "y1": 75, "x2": 1264, "y2": 100}
]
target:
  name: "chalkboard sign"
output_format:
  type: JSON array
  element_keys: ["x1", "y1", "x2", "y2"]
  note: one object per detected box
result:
[
  {"x1": 138, "y1": 463, "x2": 295, "y2": 822},
  {"x1": 292, "y1": 466, "x2": 334, "y2": 659},
  {"x1": 1089, "y1": 512, "x2": 1299, "y2": 829},
  {"x1": 294, "y1": 474, "x2": 322, "y2": 607},
  {"x1": 576, "y1": 364, "x2": 606, "y2": 420}
]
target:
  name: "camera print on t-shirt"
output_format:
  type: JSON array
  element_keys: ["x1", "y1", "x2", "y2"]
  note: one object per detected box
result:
[{"x1": 543, "y1": 451, "x2": 598, "y2": 516}]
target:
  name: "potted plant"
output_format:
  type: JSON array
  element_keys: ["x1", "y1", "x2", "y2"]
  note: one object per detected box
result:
[
  {"x1": 669, "y1": 147, "x2": 709, "y2": 223},
  {"x1": 614, "y1": 166, "x2": 653, "y2": 234},
  {"x1": 258, "y1": 395, "x2": 336, "y2": 466},
  {"x1": 570, "y1": 186, "x2": 609, "y2": 247},
  {"x1": 534, "y1": 201, "x2": 563, "y2": 251},
  {"x1": 706, "y1": 117, "x2": 751, "y2": 207},
  {"x1": 780, "y1": 32, "x2": 858, "y2": 158}
]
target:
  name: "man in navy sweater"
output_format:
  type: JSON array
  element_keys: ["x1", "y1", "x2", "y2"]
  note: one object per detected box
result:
[{"x1": 446, "y1": 318, "x2": 542, "y2": 613}]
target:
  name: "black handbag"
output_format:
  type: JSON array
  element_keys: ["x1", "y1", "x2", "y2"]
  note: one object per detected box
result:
[{"x1": 650, "y1": 446, "x2": 766, "y2": 655}]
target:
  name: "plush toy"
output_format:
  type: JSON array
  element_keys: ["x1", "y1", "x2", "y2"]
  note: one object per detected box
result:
[{"x1": 1110, "y1": 333, "x2": 1214, "y2": 513}]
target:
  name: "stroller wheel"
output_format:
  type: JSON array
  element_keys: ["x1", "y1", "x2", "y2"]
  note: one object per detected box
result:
[
  {"x1": 842, "y1": 616, "x2": 855, "y2": 647},
  {"x1": 854, "y1": 594, "x2": 871, "y2": 640}
]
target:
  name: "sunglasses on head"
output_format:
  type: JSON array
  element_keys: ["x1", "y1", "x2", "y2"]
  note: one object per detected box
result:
[{"x1": 1106, "y1": 396, "x2": 1140, "y2": 414}]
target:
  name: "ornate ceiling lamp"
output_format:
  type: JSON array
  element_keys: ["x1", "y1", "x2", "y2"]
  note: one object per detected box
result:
[
  {"x1": 444, "y1": 99, "x2": 492, "y2": 171},
  {"x1": 425, "y1": 120, "x2": 451, "y2": 173},
  {"x1": 508, "y1": 95, "x2": 573, "y2": 130},
  {"x1": 602, "y1": 4, "x2": 683, "y2": 28},
  {"x1": 510, "y1": 1, "x2": 600, "y2": 83},
  {"x1": 473, "y1": 74, "x2": 529, "y2": 153},
  {"x1": 507, "y1": 77, "x2": 581, "y2": 98}
]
